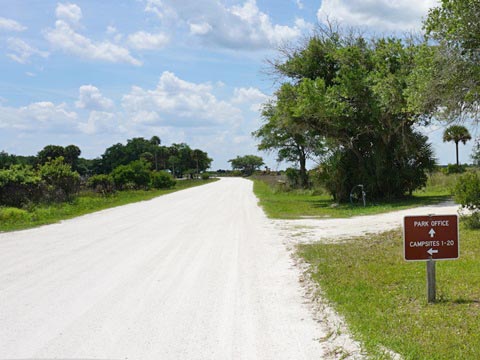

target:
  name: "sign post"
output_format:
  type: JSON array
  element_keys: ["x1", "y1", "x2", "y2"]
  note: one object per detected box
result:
[
  {"x1": 403, "y1": 214, "x2": 459, "y2": 303},
  {"x1": 426, "y1": 259, "x2": 436, "y2": 303}
]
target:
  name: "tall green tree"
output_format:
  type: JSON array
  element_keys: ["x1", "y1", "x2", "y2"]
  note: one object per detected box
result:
[
  {"x1": 150, "y1": 136, "x2": 161, "y2": 171},
  {"x1": 443, "y1": 125, "x2": 472, "y2": 165},
  {"x1": 37, "y1": 145, "x2": 81, "y2": 171},
  {"x1": 415, "y1": 0, "x2": 480, "y2": 120},
  {"x1": 262, "y1": 29, "x2": 436, "y2": 201},
  {"x1": 254, "y1": 83, "x2": 324, "y2": 188},
  {"x1": 228, "y1": 155, "x2": 264, "y2": 176}
]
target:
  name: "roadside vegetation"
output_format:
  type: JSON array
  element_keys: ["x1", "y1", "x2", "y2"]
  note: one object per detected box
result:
[
  {"x1": 298, "y1": 224, "x2": 480, "y2": 359},
  {"x1": 0, "y1": 178, "x2": 217, "y2": 232},
  {"x1": 0, "y1": 136, "x2": 215, "y2": 232},
  {"x1": 252, "y1": 169, "x2": 463, "y2": 219}
]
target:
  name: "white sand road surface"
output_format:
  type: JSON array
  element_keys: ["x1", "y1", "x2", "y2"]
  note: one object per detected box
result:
[
  {"x1": 0, "y1": 177, "x2": 460, "y2": 359},
  {"x1": 274, "y1": 200, "x2": 460, "y2": 244},
  {"x1": 0, "y1": 178, "x2": 359, "y2": 360}
]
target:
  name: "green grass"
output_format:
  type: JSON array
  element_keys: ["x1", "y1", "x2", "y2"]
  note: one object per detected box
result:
[
  {"x1": 0, "y1": 178, "x2": 218, "y2": 232},
  {"x1": 252, "y1": 178, "x2": 452, "y2": 219},
  {"x1": 298, "y1": 226, "x2": 480, "y2": 359}
]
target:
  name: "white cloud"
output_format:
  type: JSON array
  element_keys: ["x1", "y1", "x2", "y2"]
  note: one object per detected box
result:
[
  {"x1": 44, "y1": 3, "x2": 141, "y2": 66},
  {"x1": 21, "y1": 102, "x2": 77, "y2": 124},
  {"x1": 78, "y1": 111, "x2": 115, "y2": 134},
  {"x1": 106, "y1": 25, "x2": 117, "y2": 35},
  {"x1": 231, "y1": 87, "x2": 269, "y2": 112},
  {"x1": 76, "y1": 85, "x2": 114, "y2": 110},
  {"x1": 132, "y1": 110, "x2": 160, "y2": 124},
  {"x1": 6, "y1": 38, "x2": 49, "y2": 64},
  {"x1": 0, "y1": 17, "x2": 27, "y2": 32},
  {"x1": 55, "y1": 3, "x2": 82, "y2": 25},
  {"x1": 189, "y1": 22, "x2": 212, "y2": 35},
  {"x1": 122, "y1": 71, "x2": 242, "y2": 127},
  {"x1": 144, "y1": 0, "x2": 178, "y2": 21},
  {"x1": 0, "y1": 101, "x2": 77, "y2": 131},
  {"x1": 143, "y1": 0, "x2": 311, "y2": 50},
  {"x1": 45, "y1": 19, "x2": 142, "y2": 66},
  {"x1": 318, "y1": 0, "x2": 439, "y2": 31},
  {"x1": 127, "y1": 31, "x2": 169, "y2": 50},
  {"x1": 295, "y1": 0, "x2": 304, "y2": 10}
]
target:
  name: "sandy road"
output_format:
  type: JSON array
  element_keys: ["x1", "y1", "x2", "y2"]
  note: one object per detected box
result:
[
  {"x1": 274, "y1": 201, "x2": 460, "y2": 244},
  {"x1": 0, "y1": 178, "x2": 342, "y2": 359}
]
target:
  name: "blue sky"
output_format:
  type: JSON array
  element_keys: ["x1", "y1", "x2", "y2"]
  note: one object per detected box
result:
[{"x1": 0, "y1": 0, "x2": 477, "y2": 169}]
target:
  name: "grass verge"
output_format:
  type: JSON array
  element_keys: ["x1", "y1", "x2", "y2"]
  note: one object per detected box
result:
[
  {"x1": 0, "y1": 178, "x2": 218, "y2": 232},
  {"x1": 298, "y1": 226, "x2": 480, "y2": 359},
  {"x1": 253, "y1": 178, "x2": 452, "y2": 219}
]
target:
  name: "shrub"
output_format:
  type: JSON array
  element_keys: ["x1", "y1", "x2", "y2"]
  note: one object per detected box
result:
[
  {"x1": 151, "y1": 171, "x2": 176, "y2": 189},
  {"x1": 201, "y1": 173, "x2": 210, "y2": 180},
  {"x1": 112, "y1": 160, "x2": 151, "y2": 190},
  {"x1": 454, "y1": 171, "x2": 480, "y2": 229},
  {"x1": 39, "y1": 157, "x2": 80, "y2": 202},
  {"x1": 442, "y1": 164, "x2": 466, "y2": 174},
  {"x1": 285, "y1": 167, "x2": 301, "y2": 188},
  {"x1": 454, "y1": 172, "x2": 480, "y2": 210},
  {"x1": 87, "y1": 174, "x2": 115, "y2": 195},
  {"x1": 0, "y1": 207, "x2": 30, "y2": 222},
  {"x1": 0, "y1": 165, "x2": 42, "y2": 207},
  {"x1": 462, "y1": 212, "x2": 480, "y2": 229}
]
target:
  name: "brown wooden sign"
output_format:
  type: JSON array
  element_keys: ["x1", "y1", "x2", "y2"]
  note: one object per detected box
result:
[{"x1": 403, "y1": 215, "x2": 459, "y2": 261}]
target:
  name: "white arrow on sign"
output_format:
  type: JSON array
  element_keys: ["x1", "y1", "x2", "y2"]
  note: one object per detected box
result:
[
  {"x1": 429, "y1": 228, "x2": 436, "y2": 238},
  {"x1": 427, "y1": 248, "x2": 439, "y2": 256}
]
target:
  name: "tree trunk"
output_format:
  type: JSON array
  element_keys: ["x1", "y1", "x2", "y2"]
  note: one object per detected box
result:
[
  {"x1": 455, "y1": 141, "x2": 459, "y2": 166},
  {"x1": 299, "y1": 150, "x2": 308, "y2": 188}
]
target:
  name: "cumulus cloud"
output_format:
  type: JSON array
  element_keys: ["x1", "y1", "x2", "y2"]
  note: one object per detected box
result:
[
  {"x1": 143, "y1": 0, "x2": 310, "y2": 49},
  {"x1": 55, "y1": 3, "x2": 82, "y2": 25},
  {"x1": 78, "y1": 111, "x2": 115, "y2": 134},
  {"x1": 6, "y1": 38, "x2": 49, "y2": 64},
  {"x1": 0, "y1": 101, "x2": 77, "y2": 131},
  {"x1": 318, "y1": 0, "x2": 439, "y2": 31},
  {"x1": 295, "y1": 0, "x2": 304, "y2": 10},
  {"x1": 0, "y1": 17, "x2": 27, "y2": 32},
  {"x1": 231, "y1": 87, "x2": 269, "y2": 112},
  {"x1": 44, "y1": 3, "x2": 142, "y2": 66},
  {"x1": 189, "y1": 22, "x2": 212, "y2": 35},
  {"x1": 76, "y1": 85, "x2": 114, "y2": 110},
  {"x1": 127, "y1": 31, "x2": 169, "y2": 50},
  {"x1": 122, "y1": 71, "x2": 242, "y2": 127}
]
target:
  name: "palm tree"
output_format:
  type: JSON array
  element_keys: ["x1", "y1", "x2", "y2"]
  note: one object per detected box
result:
[
  {"x1": 443, "y1": 125, "x2": 472, "y2": 165},
  {"x1": 150, "y1": 136, "x2": 161, "y2": 171}
]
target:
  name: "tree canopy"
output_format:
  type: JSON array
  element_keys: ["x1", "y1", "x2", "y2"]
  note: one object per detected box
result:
[
  {"x1": 443, "y1": 125, "x2": 472, "y2": 165},
  {"x1": 228, "y1": 155, "x2": 264, "y2": 176},
  {"x1": 256, "y1": 28, "x2": 436, "y2": 200},
  {"x1": 413, "y1": 0, "x2": 480, "y2": 120},
  {"x1": 100, "y1": 138, "x2": 211, "y2": 177}
]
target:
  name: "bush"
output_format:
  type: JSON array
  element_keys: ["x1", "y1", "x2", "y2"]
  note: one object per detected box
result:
[
  {"x1": 0, "y1": 165, "x2": 42, "y2": 207},
  {"x1": 442, "y1": 164, "x2": 466, "y2": 174},
  {"x1": 0, "y1": 207, "x2": 30, "y2": 222},
  {"x1": 39, "y1": 157, "x2": 80, "y2": 202},
  {"x1": 462, "y1": 212, "x2": 480, "y2": 229},
  {"x1": 151, "y1": 171, "x2": 176, "y2": 189},
  {"x1": 201, "y1": 173, "x2": 210, "y2": 180},
  {"x1": 285, "y1": 167, "x2": 301, "y2": 188},
  {"x1": 454, "y1": 171, "x2": 480, "y2": 229},
  {"x1": 87, "y1": 174, "x2": 115, "y2": 195},
  {"x1": 112, "y1": 160, "x2": 151, "y2": 190}
]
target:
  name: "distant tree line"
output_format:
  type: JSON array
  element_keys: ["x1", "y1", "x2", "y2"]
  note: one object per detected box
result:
[{"x1": 0, "y1": 136, "x2": 212, "y2": 207}]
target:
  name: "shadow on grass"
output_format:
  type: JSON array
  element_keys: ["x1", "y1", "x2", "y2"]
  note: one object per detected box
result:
[
  {"x1": 433, "y1": 297, "x2": 480, "y2": 305},
  {"x1": 310, "y1": 195, "x2": 452, "y2": 210}
]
